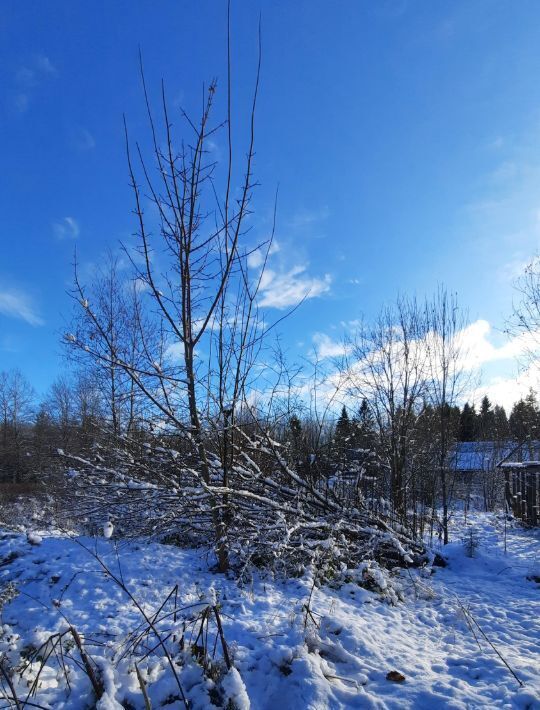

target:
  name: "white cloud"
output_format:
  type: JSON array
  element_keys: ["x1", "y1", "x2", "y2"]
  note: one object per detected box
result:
[
  {"x1": 467, "y1": 364, "x2": 539, "y2": 412},
  {"x1": 454, "y1": 319, "x2": 540, "y2": 409},
  {"x1": 310, "y1": 317, "x2": 539, "y2": 409},
  {"x1": 457, "y1": 319, "x2": 540, "y2": 372},
  {"x1": 53, "y1": 217, "x2": 80, "y2": 240},
  {"x1": 312, "y1": 333, "x2": 350, "y2": 359},
  {"x1": 247, "y1": 240, "x2": 280, "y2": 270},
  {"x1": 0, "y1": 289, "x2": 44, "y2": 326},
  {"x1": 259, "y1": 265, "x2": 331, "y2": 309}
]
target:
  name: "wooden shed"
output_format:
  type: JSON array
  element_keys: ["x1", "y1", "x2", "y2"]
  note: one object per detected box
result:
[{"x1": 500, "y1": 462, "x2": 540, "y2": 526}]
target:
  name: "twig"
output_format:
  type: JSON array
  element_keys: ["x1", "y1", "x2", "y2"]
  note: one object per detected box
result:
[
  {"x1": 69, "y1": 626, "x2": 104, "y2": 700},
  {"x1": 212, "y1": 606, "x2": 232, "y2": 670},
  {"x1": 459, "y1": 603, "x2": 524, "y2": 687},
  {"x1": 135, "y1": 662, "x2": 152, "y2": 710},
  {"x1": 0, "y1": 657, "x2": 22, "y2": 710}
]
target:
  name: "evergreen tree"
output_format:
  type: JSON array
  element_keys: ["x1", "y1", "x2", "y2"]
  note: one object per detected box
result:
[
  {"x1": 458, "y1": 402, "x2": 477, "y2": 441},
  {"x1": 509, "y1": 390, "x2": 539, "y2": 440},
  {"x1": 333, "y1": 406, "x2": 352, "y2": 461},
  {"x1": 478, "y1": 395, "x2": 495, "y2": 440},
  {"x1": 493, "y1": 405, "x2": 509, "y2": 441},
  {"x1": 351, "y1": 399, "x2": 376, "y2": 450}
]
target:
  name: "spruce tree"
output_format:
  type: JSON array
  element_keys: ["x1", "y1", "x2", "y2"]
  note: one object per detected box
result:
[
  {"x1": 459, "y1": 403, "x2": 477, "y2": 441},
  {"x1": 509, "y1": 390, "x2": 539, "y2": 440},
  {"x1": 478, "y1": 395, "x2": 495, "y2": 440},
  {"x1": 352, "y1": 399, "x2": 376, "y2": 450},
  {"x1": 493, "y1": 405, "x2": 509, "y2": 441},
  {"x1": 335, "y1": 406, "x2": 352, "y2": 445}
]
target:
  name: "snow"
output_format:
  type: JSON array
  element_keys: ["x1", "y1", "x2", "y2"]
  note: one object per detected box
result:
[
  {"x1": 222, "y1": 667, "x2": 250, "y2": 709},
  {"x1": 26, "y1": 531, "x2": 43, "y2": 545},
  {"x1": 0, "y1": 513, "x2": 539, "y2": 708}
]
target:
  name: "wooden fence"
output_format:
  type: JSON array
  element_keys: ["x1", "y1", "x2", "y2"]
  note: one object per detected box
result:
[{"x1": 503, "y1": 463, "x2": 540, "y2": 526}]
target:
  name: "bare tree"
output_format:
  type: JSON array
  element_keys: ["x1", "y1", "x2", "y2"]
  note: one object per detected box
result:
[
  {"x1": 0, "y1": 370, "x2": 35, "y2": 483},
  {"x1": 68, "y1": 253, "x2": 148, "y2": 436},
  {"x1": 508, "y1": 255, "x2": 540, "y2": 372},
  {"x1": 424, "y1": 288, "x2": 468, "y2": 543},
  {"x1": 65, "y1": 15, "x2": 267, "y2": 571},
  {"x1": 46, "y1": 375, "x2": 76, "y2": 449},
  {"x1": 346, "y1": 296, "x2": 430, "y2": 521},
  {"x1": 58, "y1": 15, "x2": 427, "y2": 580}
]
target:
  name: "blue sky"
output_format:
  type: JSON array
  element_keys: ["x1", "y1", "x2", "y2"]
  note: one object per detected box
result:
[{"x1": 1, "y1": 0, "x2": 540, "y2": 407}]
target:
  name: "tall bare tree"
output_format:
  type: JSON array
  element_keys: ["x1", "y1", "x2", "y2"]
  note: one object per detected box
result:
[
  {"x1": 509, "y1": 255, "x2": 540, "y2": 372},
  {"x1": 68, "y1": 253, "x2": 148, "y2": 436},
  {"x1": 425, "y1": 288, "x2": 468, "y2": 544},
  {"x1": 0, "y1": 370, "x2": 35, "y2": 483},
  {"x1": 346, "y1": 296, "x2": 430, "y2": 520},
  {"x1": 66, "y1": 16, "x2": 267, "y2": 571}
]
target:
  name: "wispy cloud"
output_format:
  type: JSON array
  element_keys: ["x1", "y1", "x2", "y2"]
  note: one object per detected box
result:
[
  {"x1": 15, "y1": 54, "x2": 56, "y2": 87},
  {"x1": 498, "y1": 254, "x2": 531, "y2": 284},
  {"x1": 286, "y1": 206, "x2": 329, "y2": 231},
  {"x1": 489, "y1": 160, "x2": 518, "y2": 184},
  {"x1": 13, "y1": 94, "x2": 29, "y2": 113},
  {"x1": 34, "y1": 55, "x2": 56, "y2": 75},
  {"x1": 369, "y1": 0, "x2": 408, "y2": 21},
  {"x1": 53, "y1": 217, "x2": 80, "y2": 240},
  {"x1": 486, "y1": 135, "x2": 505, "y2": 151},
  {"x1": 12, "y1": 54, "x2": 56, "y2": 113},
  {"x1": 0, "y1": 288, "x2": 44, "y2": 326},
  {"x1": 463, "y1": 126, "x2": 540, "y2": 265},
  {"x1": 259, "y1": 265, "x2": 331, "y2": 309},
  {"x1": 70, "y1": 127, "x2": 96, "y2": 152},
  {"x1": 0, "y1": 334, "x2": 20, "y2": 353}
]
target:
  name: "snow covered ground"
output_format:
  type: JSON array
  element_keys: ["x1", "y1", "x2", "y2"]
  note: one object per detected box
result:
[{"x1": 0, "y1": 513, "x2": 539, "y2": 709}]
